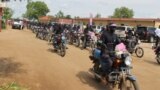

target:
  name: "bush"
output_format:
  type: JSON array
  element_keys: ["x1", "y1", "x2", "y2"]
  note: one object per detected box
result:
[{"x1": 2, "y1": 20, "x2": 6, "y2": 29}]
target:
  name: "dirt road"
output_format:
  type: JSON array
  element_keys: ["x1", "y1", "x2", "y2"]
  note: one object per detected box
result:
[{"x1": 0, "y1": 29, "x2": 160, "y2": 90}]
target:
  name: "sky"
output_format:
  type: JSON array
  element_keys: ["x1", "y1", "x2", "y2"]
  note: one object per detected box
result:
[{"x1": 6, "y1": 0, "x2": 160, "y2": 18}]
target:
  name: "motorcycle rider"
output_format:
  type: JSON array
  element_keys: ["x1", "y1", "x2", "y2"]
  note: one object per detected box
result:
[
  {"x1": 83, "y1": 24, "x2": 94, "y2": 48},
  {"x1": 53, "y1": 24, "x2": 68, "y2": 50},
  {"x1": 125, "y1": 28, "x2": 136, "y2": 52},
  {"x1": 155, "y1": 26, "x2": 160, "y2": 47},
  {"x1": 154, "y1": 26, "x2": 160, "y2": 54},
  {"x1": 53, "y1": 24, "x2": 63, "y2": 49},
  {"x1": 100, "y1": 23, "x2": 121, "y2": 76}
]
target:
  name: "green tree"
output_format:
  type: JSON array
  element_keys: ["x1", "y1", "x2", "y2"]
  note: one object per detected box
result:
[
  {"x1": 112, "y1": 6, "x2": 134, "y2": 18},
  {"x1": 55, "y1": 10, "x2": 64, "y2": 18},
  {"x1": 3, "y1": 7, "x2": 13, "y2": 20},
  {"x1": 24, "y1": 1, "x2": 50, "y2": 19},
  {"x1": 65, "y1": 15, "x2": 71, "y2": 19},
  {"x1": 95, "y1": 13, "x2": 101, "y2": 18},
  {"x1": 22, "y1": 13, "x2": 27, "y2": 18}
]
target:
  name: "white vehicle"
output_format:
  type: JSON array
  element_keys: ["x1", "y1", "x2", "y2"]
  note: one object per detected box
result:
[
  {"x1": 92, "y1": 25, "x2": 102, "y2": 34},
  {"x1": 12, "y1": 20, "x2": 24, "y2": 30},
  {"x1": 115, "y1": 26, "x2": 133, "y2": 38}
]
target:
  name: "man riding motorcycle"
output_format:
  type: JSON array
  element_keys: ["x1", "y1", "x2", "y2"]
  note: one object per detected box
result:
[
  {"x1": 154, "y1": 27, "x2": 160, "y2": 55},
  {"x1": 83, "y1": 24, "x2": 94, "y2": 48},
  {"x1": 125, "y1": 29, "x2": 137, "y2": 53},
  {"x1": 53, "y1": 24, "x2": 66, "y2": 50},
  {"x1": 91, "y1": 23, "x2": 121, "y2": 77}
]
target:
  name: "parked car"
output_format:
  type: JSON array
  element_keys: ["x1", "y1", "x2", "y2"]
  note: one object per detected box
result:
[
  {"x1": 135, "y1": 26, "x2": 156, "y2": 43},
  {"x1": 12, "y1": 19, "x2": 24, "y2": 30},
  {"x1": 92, "y1": 25, "x2": 103, "y2": 34},
  {"x1": 115, "y1": 25, "x2": 133, "y2": 38}
]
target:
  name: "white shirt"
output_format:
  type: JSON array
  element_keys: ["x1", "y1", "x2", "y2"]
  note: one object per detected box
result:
[{"x1": 155, "y1": 28, "x2": 160, "y2": 37}]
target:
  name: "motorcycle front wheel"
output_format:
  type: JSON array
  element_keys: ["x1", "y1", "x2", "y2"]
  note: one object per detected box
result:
[
  {"x1": 60, "y1": 43, "x2": 66, "y2": 57},
  {"x1": 135, "y1": 47, "x2": 144, "y2": 58},
  {"x1": 36, "y1": 32, "x2": 39, "y2": 38},
  {"x1": 69, "y1": 35, "x2": 73, "y2": 45},
  {"x1": 120, "y1": 79, "x2": 139, "y2": 90},
  {"x1": 75, "y1": 38, "x2": 80, "y2": 47},
  {"x1": 81, "y1": 39, "x2": 86, "y2": 50}
]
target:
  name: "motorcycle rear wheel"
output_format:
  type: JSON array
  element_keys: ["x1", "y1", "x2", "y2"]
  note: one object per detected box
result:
[{"x1": 135, "y1": 47, "x2": 144, "y2": 58}]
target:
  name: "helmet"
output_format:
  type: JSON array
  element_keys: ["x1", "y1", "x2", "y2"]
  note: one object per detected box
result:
[
  {"x1": 109, "y1": 23, "x2": 117, "y2": 28},
  {"x1": 108, "y1": 23, "x2": 117, "y2": 33}
]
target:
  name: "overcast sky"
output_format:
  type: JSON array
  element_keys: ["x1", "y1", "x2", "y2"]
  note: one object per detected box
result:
[{"x1": 6, "y1": 0, "x2": 160, "y2": 18}]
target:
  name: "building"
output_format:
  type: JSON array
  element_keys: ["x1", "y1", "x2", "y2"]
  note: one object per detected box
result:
[
  {"x1": 39, "y1": 16, "x2": 54, "y2": 23},
  {"x1": 39, "y1": 16, "x2": 74, "y2": 24},
  {"x1": 74, "y1": 18, "x2": 160, "y2": 28}
]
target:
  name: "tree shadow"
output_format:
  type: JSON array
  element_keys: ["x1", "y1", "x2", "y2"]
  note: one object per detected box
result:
[
  {"x1": 76, "y1": 71, "x2": 108, "y2": 90},
  {"x1": 0, "y1": 57, "x2": 26, "y2": 77}
]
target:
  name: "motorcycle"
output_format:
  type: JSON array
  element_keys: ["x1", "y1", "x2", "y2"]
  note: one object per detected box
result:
[
  {"x1": 89, "y1": 43, "x2": 139, "y2": 90},
  {"x1": 69, "y1": 30, "x2": 81, "y2": 47},
  {"x1": 36, "y1": 27, "x2": 43, "y2": 39},
  {"x1": 42, "y1": 28, "x2": 49, "y2": 41},
  {"x1": 123, "y1": 36, "x2": 144, "y2": 58},
  {"x1": 81, "y1": 32, "x2": 97, "y2": 51},
  {"x1": 53, "y1": 34, "x2": 66, "y2": 57}
]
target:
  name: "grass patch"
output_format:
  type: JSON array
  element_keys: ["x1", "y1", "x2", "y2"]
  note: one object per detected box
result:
[{"x1": 0, "y1": 82, "x2": 28, "y2": 90}]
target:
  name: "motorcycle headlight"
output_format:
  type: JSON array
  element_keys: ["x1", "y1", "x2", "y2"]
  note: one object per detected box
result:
[
  {"x1": 61, "y1": 36, "x2": 65, "y2": 40},
  {"x1": 125, "y1": 56, "x2": 132, "y2": 66},
  {"x1": 138, "y1": 40, "x2": 141, "y2": 44}
]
